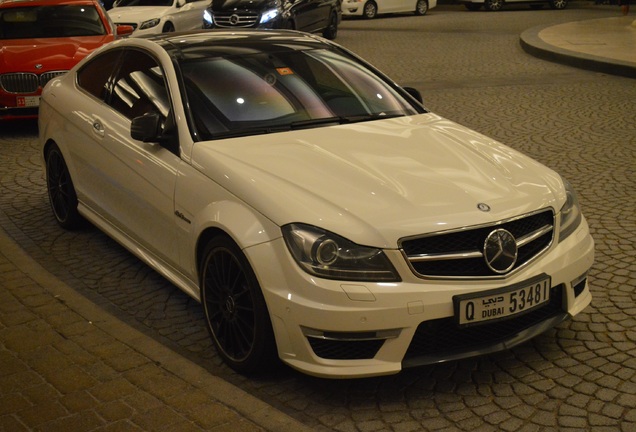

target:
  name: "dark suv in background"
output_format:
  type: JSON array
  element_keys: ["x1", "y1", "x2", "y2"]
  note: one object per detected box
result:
[{"x1": 203, "y1": 0, "x2": 341, "y2": 39}]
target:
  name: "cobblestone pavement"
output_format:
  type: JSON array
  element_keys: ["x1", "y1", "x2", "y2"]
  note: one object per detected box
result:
[{"x1": 1, "y1": 3, "x2": 635, "y2": 431}]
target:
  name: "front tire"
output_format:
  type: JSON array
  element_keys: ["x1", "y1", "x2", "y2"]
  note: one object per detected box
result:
[
  {"x1": 484, "y1": 0, "x2": 503, "y2": 10},
  {"x1": 549, "y1": 0, "x2": 567, "y2": 9},
  {"x1": 363, "y1": 1, "x2": 377, "y2": 19},
  {"x1": 465, "y1": 3, "x2": 482, "y2": 10},
  {"x1": 45, "y1": 143, "x2": 82, "y2": 229},
  {"x1": 415, "y1": 0, "x2": 428, "y2": 15},
  {"x1": 200, "y1": 236, "x2": 277, "y2": 374}
]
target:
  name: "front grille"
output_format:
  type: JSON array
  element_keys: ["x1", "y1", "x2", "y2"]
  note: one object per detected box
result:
[
  {"x1": 0, "y1": 107, "x2": 39, "y2": 117},
  {"x1": 1, "y1": 71, "x2": 68, "y2": 94},
  {"x1": 213, "y1": 12, "x2": 259, "y2": 28},
  {"x1": 404, "y1": 285, "x2": 564, "y2": 362},
  {"x1": 116, "y1": 22, "x2": 138, "y2": 30},
  {"x1": 400, "y1": 209, "x2": 554, "y2": 278},
  {"x1": 308, "y1": 337, "x2": 385, "y2": 360}
]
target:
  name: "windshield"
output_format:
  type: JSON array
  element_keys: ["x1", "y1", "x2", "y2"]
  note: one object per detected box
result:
[
  {"x1": 180, "y1": 48, "x2": 421, "y2": 140},
  {"x1": 113, "y1": 0, "x2": 174, "y2": 7},
  {"x1": 0, "y1": 5, "x2": 106, "y2": 39}
]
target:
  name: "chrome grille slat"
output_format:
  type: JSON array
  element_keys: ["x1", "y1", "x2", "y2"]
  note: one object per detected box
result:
[
  {"x1": 400, "y1": 209, "x2": 555, "y2": 278},
  {"x1": 1, "y1": 73, "x2": 39, "y2": 93}
]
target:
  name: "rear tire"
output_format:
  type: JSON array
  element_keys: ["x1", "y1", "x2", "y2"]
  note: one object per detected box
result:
[
  {"x1": 45, "y1": 143, "x2": 82, "y2": 230},
  {"x1": 200, "y1": 235, "x2": 278, "y2": 374},
  {"x1": 322, "y1": 11, "x2": 338, "y2": 40},
  {"x1": 549, "y1": 0, "x2": 567, "y2": 9}
]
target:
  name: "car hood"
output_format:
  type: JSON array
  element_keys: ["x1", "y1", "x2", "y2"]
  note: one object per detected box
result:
[
  {"x1": 0, "y1": 37, "x2": 113, "y2": 73},
  {"x1": 191, "y1": 114, "x2": 565, "y2": 248},
  {"x1": 212, "y1": 0, "x2": 276, "y2": 11},
  {"x1": 108, "y1": 6, "x2": 172, "y2": 22}
]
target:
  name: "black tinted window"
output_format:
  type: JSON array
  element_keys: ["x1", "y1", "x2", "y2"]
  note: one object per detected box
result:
[{"x1": 77, "y1": 50, "x2": 123, "y2": 100}]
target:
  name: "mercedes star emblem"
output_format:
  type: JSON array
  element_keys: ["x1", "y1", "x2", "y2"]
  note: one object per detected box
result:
[{"x1": 483, "y1": 229, "x2": 518, "y2": 274}]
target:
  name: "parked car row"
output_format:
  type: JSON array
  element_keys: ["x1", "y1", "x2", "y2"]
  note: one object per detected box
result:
[
  {"x1": 2, "y1": 0, "x2": 591, "y2": 379},
  {"x1": 36, "y1": 28, "x2": 594, "y2": 378},
  {"x1": 1, "y1": 0, "x2": 441, "y2": 121},
  {"x1": 0, "y1": 0, "x2": 571, "y2": 122}
]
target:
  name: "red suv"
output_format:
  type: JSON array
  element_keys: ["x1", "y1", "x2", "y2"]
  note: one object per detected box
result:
[{"x1": 0, "y1": 0, "x2": 132, "y2": 120}]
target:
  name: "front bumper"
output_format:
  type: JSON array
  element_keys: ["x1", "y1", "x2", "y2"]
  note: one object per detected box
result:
[
  {"x1": 1, "y1": 93, "x2": 40, "y2": 120},
  {"x1": 246, "y1": 218, "x2": 594, "y2": 378}
]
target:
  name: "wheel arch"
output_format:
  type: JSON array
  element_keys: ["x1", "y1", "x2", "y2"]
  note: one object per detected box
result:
[
  {"x1": 363, "y1": 0, "x2": 378, "y2": 19},
  {"x1": 162, "y1": 20, "x2": 175, "y2": 32}
]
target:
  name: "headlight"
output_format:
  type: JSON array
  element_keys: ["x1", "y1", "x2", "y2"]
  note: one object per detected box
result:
[
  {"x1": 558, "y1": 178, "x2": 582, "y2": 242},
  {"x1": 203, "y1": 9, "x2": 213, "y2": 25},
  {"x1": 139, "y1": 18, "x2": 160, "y2": 30},
  {"x1": 260, "y1": 8, "x2": 279, "y2": 24},
  {"x1": 282, "y1": 223, "x2": 400, "y2": 282}
]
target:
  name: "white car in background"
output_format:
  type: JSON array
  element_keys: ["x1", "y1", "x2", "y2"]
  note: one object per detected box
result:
[
  {"x1": 342, "y1": 0, "x2": 436, "y2": 19},
  {"x1": 39, "y1": 30, "x2": 594, "y2": 379},
  {"x1": 108, "y1": 0, "x2": 210, "y2": 36}
]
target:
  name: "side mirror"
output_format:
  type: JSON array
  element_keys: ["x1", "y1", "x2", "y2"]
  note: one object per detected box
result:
[
  {"x1": 403, "y1": 86, "x2": 423, "y2": 104},
  {"x1": 131, "y1": 113, "x2": 163, "y2": 142},
  {"x1": 116, "y1": 24, "x2": 134, "y2": 38},
  {"x1": 176, "y1": 0, "x2": 186, "y2": 7}
]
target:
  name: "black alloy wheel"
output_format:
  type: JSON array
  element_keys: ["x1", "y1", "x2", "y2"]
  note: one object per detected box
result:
[
  {"x1": 549, "y1": 0, "x2": 568, "y2": 9},
  {"x1": 484, "y1": 0, "x2": 504, "y2": 10},
  {"x1": 45, "y1": 144, "x2": 82, "y2": 229},
  {"x1": 200, "y1": 236, "x2": 277, "y2": 374}
]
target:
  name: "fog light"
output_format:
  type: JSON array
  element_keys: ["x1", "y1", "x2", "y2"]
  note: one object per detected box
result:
[{"x1": 571, "y1": 272, "x2": 588, "y2": 297}]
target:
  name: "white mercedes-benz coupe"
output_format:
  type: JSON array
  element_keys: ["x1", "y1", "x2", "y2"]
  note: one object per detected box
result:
[
  {"x1": 108, "y1": 0, "x2": 210, "y2": 36},
  {"x1": 39, "y1": 30, "x2": 594, "y2": 378}
]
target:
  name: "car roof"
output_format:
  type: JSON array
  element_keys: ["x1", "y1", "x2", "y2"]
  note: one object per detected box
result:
[{"x1": 143, "y1": 30, "x2": 336, "y2": 62}]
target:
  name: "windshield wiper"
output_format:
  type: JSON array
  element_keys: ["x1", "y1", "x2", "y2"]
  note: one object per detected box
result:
[{"x1": 209, "y1": 113, "x2": 406, "y2": 139}]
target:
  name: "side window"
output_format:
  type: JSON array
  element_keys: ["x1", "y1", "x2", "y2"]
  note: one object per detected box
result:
[
  {"x1": 77, "y1": 49, "x2": 123, "y2": 100},
  {"x1": 109, "y1": 50, "x2": 170, "y2": 121}
]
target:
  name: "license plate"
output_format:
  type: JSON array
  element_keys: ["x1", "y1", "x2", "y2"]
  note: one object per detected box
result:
[
  {"x1": 17, "y1": 96, "x2": 40, "y2": 108},
  {"x1": 454, "y1": 274, "x2": 551, "y2": 327}
]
